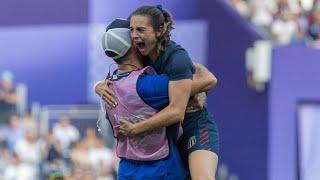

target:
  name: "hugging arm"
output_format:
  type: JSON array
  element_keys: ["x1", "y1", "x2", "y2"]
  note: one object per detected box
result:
[
  {"x1": 94, "y1": 63, "x2": 217, "y2": 106},
  {"x1": 191, "y1": 62, "x2": 217, "y2": 96},
  {"x1": 120, "y1": 79, "x2": 192, "y2": 136},
  {"x1": 119, "y1": 61, "x2": 217, "y2": 136}
]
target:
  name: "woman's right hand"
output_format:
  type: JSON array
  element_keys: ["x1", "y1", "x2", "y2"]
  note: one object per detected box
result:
[
  {"x1": 186, "y1": 92, "x2": 206, "y2": 113},
  {"x1": 95, "y1": 80, "x2": 117, "y2": 108}
]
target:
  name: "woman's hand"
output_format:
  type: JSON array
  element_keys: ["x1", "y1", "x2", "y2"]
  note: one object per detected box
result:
[
  {"x1": 95, "y1": 80, "x2": 117, "y2": 108},
  {"x1": 119, "y1": 120, "x2": 138, "y2": 137},
  {"x1": 186, "y1": 92, "x2": 207, "y2": 112}
]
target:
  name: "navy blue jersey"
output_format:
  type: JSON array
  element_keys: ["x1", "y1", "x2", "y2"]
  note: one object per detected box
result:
[{"x1": 152, "y1": 41, "x2": 195, "y2": 81}]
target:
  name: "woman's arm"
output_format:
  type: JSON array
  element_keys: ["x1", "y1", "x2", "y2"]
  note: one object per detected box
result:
[
  {"x1": 119, "y1": 47, "x2": 194, "y2": 136},
  {"x1": 190, "y1": 63, "x2": 217, "y2": 96},
  {"x1": 94, "y1": 63, "x2": 217, "y2": 107},
  {"x1": 94, "y1": 80, "x2": 117, "y2": 108},
  {"x1": 119, "y1": 79, "x2": 192, "y2": 136}
]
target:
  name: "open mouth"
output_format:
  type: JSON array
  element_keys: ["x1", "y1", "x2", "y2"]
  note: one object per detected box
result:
[{"x1": 135, "y1": 42, "x2": 147, "y2": 53}]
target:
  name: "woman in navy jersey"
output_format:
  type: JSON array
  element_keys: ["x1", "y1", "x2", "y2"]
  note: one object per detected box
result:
[
  {"x1": 98, "y1": 6, "x2": 220, "y2": 180},
  {"x1": 124, "y1": 6, "x2": 219, "y2": 180},
  {"x1": 99, "y1": 18, "x2": 188, "y2": 180}
]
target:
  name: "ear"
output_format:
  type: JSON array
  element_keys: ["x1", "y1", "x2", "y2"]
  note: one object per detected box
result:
[{"x1": 156, "y1": 26, "x2": 164, "y2": 37}]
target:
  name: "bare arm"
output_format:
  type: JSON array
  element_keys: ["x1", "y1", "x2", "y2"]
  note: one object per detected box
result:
[
  {"x1": 191, "y1": 63, "x2": 217, "y2": 96},
  {"x1": 119, "y1": 64, "x2": 217, "y2": 135},
  {"x1": 119, "y1": 79, "x2": 192, "y2": 136}
]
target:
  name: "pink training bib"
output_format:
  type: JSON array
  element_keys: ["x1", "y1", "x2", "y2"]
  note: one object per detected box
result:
[{"x1": 105, "y1": 66, "x2": 169, "y2": 161}]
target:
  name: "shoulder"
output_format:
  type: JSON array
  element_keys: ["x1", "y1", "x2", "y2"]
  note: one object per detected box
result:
[
  {"x1": 163, "y1": 41, "x2": 188, "y2": 59},
  {"x1": 158, "y1": 41, "x2": 192, "y2": 67},
  {"x1": 153, "y1": 41, "x2": 195, "y2": 80}
]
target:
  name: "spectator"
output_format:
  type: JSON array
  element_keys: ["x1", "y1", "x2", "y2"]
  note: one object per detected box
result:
[
  {"x1": 70, "y1": 141, "x2": 89, "y2": 168},
  {"x1": 69, "y1": 163, "x2": 92, "y2": 180},
  {"x1": 41, "y1": 130, "x2": 67, "y2": 179},
  {"x1": 21, "y1": 110, "x2": 38, "y2": 134},
  {"x1": 250, "y1": 0, "x2": 278, "y2": 36},
  {"x1": 0, "y1": 148, "x2": 12, "y2": 179},
  {"x1": 15, "y1": 131, "x2": 41, "y2": 164},
  {"x1": 41, "y1": 130, "x2": 63, "y2": 163},
  {"x1": 83, "y1": 127, "x2": 99, "y2": 149},
  {"x1": 1, "y1": 115, "x2": 25, "y2": 151},
  {"x1": 271, "y1": 6, "x2": 297, "y2": 44},
  {"x1": 14, "y1": 131, "x2": 41, "y2": 177},
  {"x1": 0, "y1": 70, "x2": 18, "y2": 125},
  {"x1": 88, "y1": 138, "x2": 114, "y2": 179},
  {"x1": 291, "y1": 1, "x2": 310, "y2": 45},
  {"x1": 43, "y1": 158, "x2": 69, "y2": 180},
  {"x1": 311, "y1": 31, "x2": 320, "y2": 47},
  {"x1": 3, "y1": 154, "x2": 37, "y2": 180},
  {"x1": 309, "y1": 9, "x2": 320, "y2": 40},
  {"x1": 291, "y1": 24, "x2": 309, "y2": 45},
  {"x1": 229, "y1": 0, "x2": 320, "y2": 46},
  {"x1": 53, "y1": 116, "x2": 80, "y2": 154}
]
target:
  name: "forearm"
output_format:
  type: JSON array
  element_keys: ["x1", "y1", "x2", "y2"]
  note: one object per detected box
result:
[
  {"x1": 134, "y1": 105, "x2": 183, "y2": 134},
  {"x1": 191, "y1": 63, "x2": 217, "y2": 96},
  {"x1": 133, "y1": 79, "x2": 192, "y2": 134},
  {"x1": 191, "y1": 79, "x2": 213, "y2": 96}
]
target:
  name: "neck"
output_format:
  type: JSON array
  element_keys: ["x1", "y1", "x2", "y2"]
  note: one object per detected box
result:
[
  {"x1": 117, "y1": 54, "x2": 143, "y2": 74},
  {"x1": 149, "y1": 50, "x2": 158, "y2": 62}
]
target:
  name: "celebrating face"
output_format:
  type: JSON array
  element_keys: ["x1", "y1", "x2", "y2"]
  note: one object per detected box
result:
[{"x1": 130, "y1": 15, "x2": 160, "y2": 56}]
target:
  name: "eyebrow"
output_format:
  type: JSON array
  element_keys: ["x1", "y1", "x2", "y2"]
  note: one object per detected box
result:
[{"x1": 130, "y1": 26, "x2": 146, "y2": 29}]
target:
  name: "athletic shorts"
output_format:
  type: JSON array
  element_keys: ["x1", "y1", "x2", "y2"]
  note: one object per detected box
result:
[
  {"x1": 118, "y1": 135, "x2": 188, "y2": 180},
  {"x1": 178, "y1": 107, "x2": 220, "y2": 163}
]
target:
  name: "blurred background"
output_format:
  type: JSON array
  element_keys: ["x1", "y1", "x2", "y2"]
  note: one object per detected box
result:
[{"x1": 1, "y1": 0, "x2": 320, "y2": 180}]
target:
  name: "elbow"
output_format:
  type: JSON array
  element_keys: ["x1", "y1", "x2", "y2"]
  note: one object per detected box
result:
[
  {"x1": 176, "y1": 112, "x2": 185, "y2": 123},
  {"x1": 207, "y1": 75, "x2": 218, "y2": 90},
  {"x1": 170, "y1": 107, "x2": 185, "y2": 123},
  {"x1": 174, "y1": 113, "x2": 185, "y2": 123},
  {"x1": 211, "y1": 76, "x2": 218, "y2": 87}
]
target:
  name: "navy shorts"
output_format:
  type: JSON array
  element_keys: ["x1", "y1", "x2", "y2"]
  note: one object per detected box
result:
[{"x1": 178, "y1": 107, "x2": 220, "y2": 163}]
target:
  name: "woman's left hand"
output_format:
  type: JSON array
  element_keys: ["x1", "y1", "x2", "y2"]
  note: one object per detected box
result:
[{"x1": 119, "y1": 120, "x2": 137, "y2": 137}]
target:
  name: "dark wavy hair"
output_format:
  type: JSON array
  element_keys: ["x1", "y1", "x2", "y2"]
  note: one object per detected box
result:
[{"x1": 130, "y1": 5, "x2": 174, "y2": 55}]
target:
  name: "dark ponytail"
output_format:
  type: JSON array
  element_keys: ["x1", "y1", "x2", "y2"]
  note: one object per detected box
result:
[{"x1": 130, "y1": 5, "x2": 174, "y2": 55}]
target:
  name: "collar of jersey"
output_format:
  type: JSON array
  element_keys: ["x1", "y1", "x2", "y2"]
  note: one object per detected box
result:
[{"x1": 111, "y1": 70, "x2": 132, "y2": 81}]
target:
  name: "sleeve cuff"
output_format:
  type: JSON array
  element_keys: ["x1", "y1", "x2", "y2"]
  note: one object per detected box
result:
[{"x1": 169, "y1": 74, "x2": 193, "y2": 81}]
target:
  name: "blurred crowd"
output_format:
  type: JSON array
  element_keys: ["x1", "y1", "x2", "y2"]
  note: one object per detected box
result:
[
  {"x1": 230, "y1": 0, "x2": 320, "y2": 47},
  {"x1": 0, "y1": 70, "x2": 118, "y2": 180}
]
